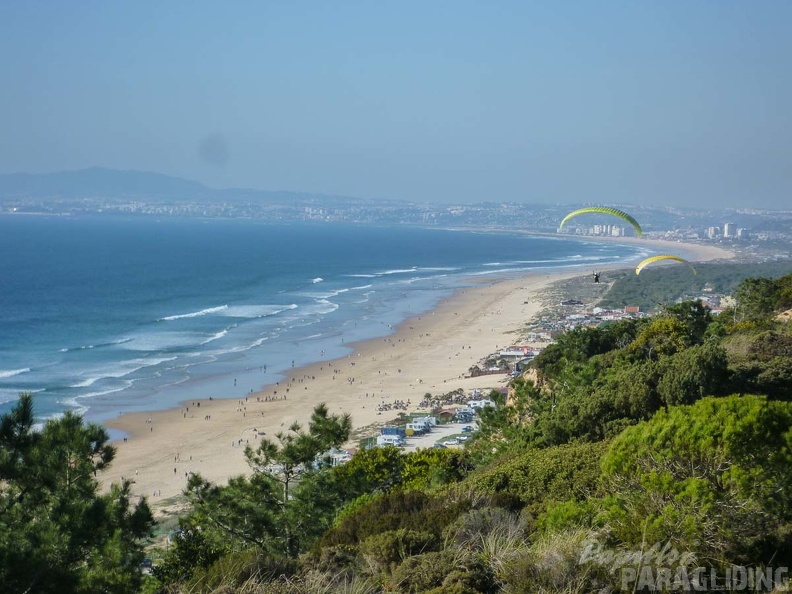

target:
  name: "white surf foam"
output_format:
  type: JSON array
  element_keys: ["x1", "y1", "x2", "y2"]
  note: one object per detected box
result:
[
  {"x1": 61, "y1": 381, "x2": 134, "y2": 411},
  {"x1": 120, "y1": 332, "x2": 206, "y2": 351},
  {"x1": 485, "y1": 259, "x2": 558, "y2": 266},
  {"x1": 0, "y1": 368, "x2": 30, "y2": 380},
  {"x1": 0, "y1": 388, "x2": 46, "y2": 406},
  {"x1": 301, "y1": 288, "x2": 349, "y2": 299},
  {"x1": 467, "y1": 267, "x2": 525, "y2": 276},
  {"x1": 0, "y1": 389, "x2": 23, "y2": 405},
  {"x1": 160, "y1": 305, "x2": 228, "y2": 321},
  {"x1": 69, "y1": 356, "x2": 179, "y2": 388},
  {"x1": 374, "y1": 267, "x2": 418, "y2": 276},
  {"x1": 201, "y1": 329, "x2": 228, "y2": 345},
  {"x1": 60, "y1": 338, "x2": 134, "y2": 352},
  {"x1": 297, "y1": 299, "x2": 339, "y2": 316},
  {"x1": 71, "y1": 377, "x2": 100, "y2": 388},
  {"x1": 221, "y1": 304, "x2": 297, "y2": 318}
]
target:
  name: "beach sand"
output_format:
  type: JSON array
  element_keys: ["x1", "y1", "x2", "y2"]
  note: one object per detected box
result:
[{"x1": 99, "y1": 239, "x2": 733, "y2": 508}]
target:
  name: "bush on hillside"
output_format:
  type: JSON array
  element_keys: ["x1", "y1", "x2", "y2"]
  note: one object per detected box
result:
[
  {"x1": 321, "y1": 490, "x2": 473, "y2": 549},
  {"x1": 498, "y1": 528, "x2": 613, "y2": 594},
  {"x1": 602, "y1": 395, "x2": 792, "y2": 566},
  {"x1": 359, "y1": 529, "x2": 437, "y2": 576},
  {"x1": 389, "y1": 550, "x2": 456, "y2": 593},
  {"x1": 451, "y1": 441, "x2": 607, "y2": 507},
  {"x1": 184, "y1": 548, "x2": 297, "y2": 594}
]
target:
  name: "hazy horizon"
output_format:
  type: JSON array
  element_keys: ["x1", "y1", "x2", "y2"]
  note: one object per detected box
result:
[{"x1": 2, "y1": 2, "x2": 790, "y2": 209}]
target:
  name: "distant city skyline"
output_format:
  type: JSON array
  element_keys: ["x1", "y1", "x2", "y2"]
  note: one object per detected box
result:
[{"x1": 1, "y1": 2, "x2": 790, "y2": 209}]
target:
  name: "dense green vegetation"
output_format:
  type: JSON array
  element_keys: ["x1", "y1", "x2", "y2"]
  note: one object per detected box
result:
[
  {"x1": 3, "y1": 273, "x2": 792, "y2": 593},
  {"x1": 0, "y1": 395, "x2": 153, "y2": 593},
  {"x1": 598, "y1": 260, "x2": 792, "y2": 311}
]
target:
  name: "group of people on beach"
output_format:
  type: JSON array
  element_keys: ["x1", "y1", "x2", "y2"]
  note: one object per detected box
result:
[{"x1": 376, "y1": 399, "x2": 411, "y2": 413}]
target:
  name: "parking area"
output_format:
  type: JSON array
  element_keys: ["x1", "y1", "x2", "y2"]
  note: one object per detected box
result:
[{"x1": 402, "y1": 421, "x2": 476, "y2": 452}]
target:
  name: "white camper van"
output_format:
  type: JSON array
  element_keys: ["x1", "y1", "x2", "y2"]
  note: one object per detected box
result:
[
  {"x1": 406, "y1": 421, "x2": 429, "y2": 434},
  {"x1": 376, "y1": 434, "x2": 405, "y2": 447}
]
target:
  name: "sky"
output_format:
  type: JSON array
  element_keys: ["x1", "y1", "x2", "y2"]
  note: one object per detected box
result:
[{"x1": 1, "y1": 1, "x2": 790, "y2": 208}]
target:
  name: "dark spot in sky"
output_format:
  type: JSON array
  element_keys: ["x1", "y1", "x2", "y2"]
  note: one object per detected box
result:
[{"x1": 198, "y1": 134, "x2": 229, "y2": 167}]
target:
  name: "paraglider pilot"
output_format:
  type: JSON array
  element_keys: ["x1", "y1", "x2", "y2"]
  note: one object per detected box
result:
[{"x1": 592, "y1": 272, "x2": 601, "y2": 283}]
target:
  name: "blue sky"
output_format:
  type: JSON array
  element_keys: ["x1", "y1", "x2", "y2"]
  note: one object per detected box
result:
[{"x1": 1, "y1": 1, "x2": 790, "y2": 207}]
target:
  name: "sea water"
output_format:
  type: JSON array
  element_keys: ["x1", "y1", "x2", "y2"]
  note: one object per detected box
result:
[{"x1": 0, "y1": 216, "x2": 645, "y2": 424}]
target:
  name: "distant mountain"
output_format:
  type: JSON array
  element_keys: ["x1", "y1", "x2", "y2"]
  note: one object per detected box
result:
[
  {"x1": 0, "y1": 167, "x2": 215, "y2": 200},
  {"x1": 0, "y1": 167, "x2": 399, "y2": 208}
]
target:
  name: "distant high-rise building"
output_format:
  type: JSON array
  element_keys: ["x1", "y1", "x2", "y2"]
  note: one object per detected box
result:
[
  {"x1": 706, "y1": 226, "x2": 720, "y2": 239},
  {"x1": 737, "y1": 228, "x2": 748, "y2": 240},
  {"x1": 723, "y1": 223, "x2": 736, "y2": 238}
]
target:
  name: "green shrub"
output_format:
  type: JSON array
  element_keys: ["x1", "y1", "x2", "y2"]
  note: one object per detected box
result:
[
  {"x1": 434, "y1": 557, "x2": 499, "y2": 593},
  {"x1": 322, "y1": 490, "x2": 472, "y2": 548},
  {"x1": 445, "y1": 507, "x2": 523, "y2": 549},
  {"x1": 359, "y1": 529, "x2": 437, "y2": 576},
  {"x1": 332, "y1": 492, "x2": 381, "y2": 528},
  {"x1": 499, "y1": 528, "x2": 611, "y2": 594},
  {"x1": 402, "y1": 448, "x2": 468, "y2": 490},
  {"x1": 455, "y1": 441, "x2": 607, "y2": 506},
  {"x1": 301, "y1": 543, "x2": 360, "y2": 577},
  {"x1": 425, "y1": 584, "x2": 477, "y2": 594},
  {"x1": 538, "y1": 499, "x2": 602, "y2": 533},
  {"x1": 152, "y1": 525, "x2": 227, "y2": 586},
  {"x1": 250, "y1": 572, "x2": 378, "y2": 594},
  {"x1": 389, "y1": 550, "x2": 455, "y2": 593},
  {"x1": 185, "y1": 548, "x2": 297, "y2": 593},
  {"x1": 656, "y1": 343, "x2": 729, "y2": 406},
  {"x1": 602, "y1": 395, "x2": 792, "y2": 565}
]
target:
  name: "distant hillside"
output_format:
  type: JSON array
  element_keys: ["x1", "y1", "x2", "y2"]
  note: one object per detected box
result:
[
  {"x1": 0, "y1": 167, "x2": 378, "y2": 206},
  {"x1": 0, "y1": 167, "x2": 213, "y2": 200}
]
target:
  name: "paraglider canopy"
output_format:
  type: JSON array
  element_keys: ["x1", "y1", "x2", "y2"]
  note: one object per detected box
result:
[
  {"x1": 559, "y1": 207, "x2": 643, "y2": 238},
  {"x1": 635, "y1": 255, "x2": 696, "y2": 275}
]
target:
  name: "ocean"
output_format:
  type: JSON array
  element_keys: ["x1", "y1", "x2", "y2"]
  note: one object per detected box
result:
[{"x1": 0, "y1": 216, "x2": 645, "y2": 427}]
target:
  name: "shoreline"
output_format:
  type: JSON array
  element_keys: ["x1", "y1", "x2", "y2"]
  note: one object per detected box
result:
[
  {"x1": 456, "y1": 227, "x2": 736, "y2": 263},
  {"x1": 98, "y1": 238, "x2": 734, "y2": 506}
]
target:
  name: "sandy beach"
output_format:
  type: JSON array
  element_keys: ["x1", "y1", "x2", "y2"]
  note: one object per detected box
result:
[{"x1": 99, "y1": 238, "x2": 733, "y2": 508}]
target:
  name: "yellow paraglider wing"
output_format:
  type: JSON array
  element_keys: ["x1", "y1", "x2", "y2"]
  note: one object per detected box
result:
[
  {"x1": 635, "y1": 255, "x2": 696, "y2": 275},
  {"x1": 559, "y1": 207, "x2": 643, "y2": 238}
]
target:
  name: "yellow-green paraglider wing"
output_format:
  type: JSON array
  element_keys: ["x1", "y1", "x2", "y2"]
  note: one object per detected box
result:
[
  {"x1": 635, "y1": 255, "x2": 696, "y2": 275},
  {"x1": 559, "y1": 207, "x2": 643, "y2": 238}
]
